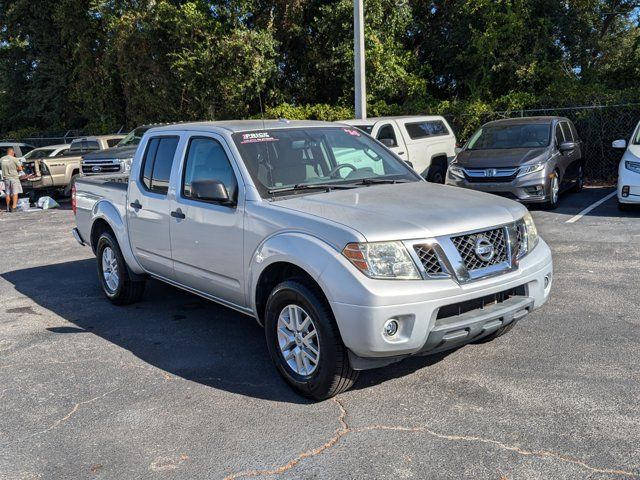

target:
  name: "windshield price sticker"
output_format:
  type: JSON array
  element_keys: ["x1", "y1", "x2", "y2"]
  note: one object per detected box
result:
[
  {"x1": 343, "y1": 128, "x2": 361, "y2": 137},
  {"x1": 241, "y1": 132, "x2": 279, "y2": 144}
]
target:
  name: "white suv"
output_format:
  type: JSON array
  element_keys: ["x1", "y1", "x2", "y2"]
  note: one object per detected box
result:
[
  {"x1": 613, "y1": 121, "x2": 640, "y2": 210},
  {"x1": 340, "y1": 116, "x2": 457, "y2": 183}
]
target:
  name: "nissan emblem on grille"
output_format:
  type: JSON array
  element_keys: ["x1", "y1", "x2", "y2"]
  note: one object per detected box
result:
[{"x1": 474, "y1": 235, "x2": 495, "y2": 262}]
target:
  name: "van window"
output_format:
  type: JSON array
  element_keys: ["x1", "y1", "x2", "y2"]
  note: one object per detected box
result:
[
  {"x1": 182, "y1": 137, "x2": 238, "y2": 202},
  {"x1": 140, "y1": 136, "x2": 179, "y2": 194},
  {"x1": 404, "y1": 120, "x2": 449, "y2": 140}
]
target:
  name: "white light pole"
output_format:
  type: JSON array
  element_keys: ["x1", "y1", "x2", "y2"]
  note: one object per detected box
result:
[{"x1": 354, "y1": 0, "x2": 366, "y2": 119}]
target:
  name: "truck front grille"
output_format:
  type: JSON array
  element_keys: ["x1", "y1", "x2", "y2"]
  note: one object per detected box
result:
[
  {"x1": 82, "y1": 160, "x2": 122, "y2": 175},
  {"x1": 451, "y1": 227, "x2": 508, "y2": 271},
  {"x1": 413, "y1": 244, "x2": 444, "y2": 276}
]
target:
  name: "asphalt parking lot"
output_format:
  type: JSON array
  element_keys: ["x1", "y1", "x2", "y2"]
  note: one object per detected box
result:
[{"x1": 1, "y1": 187, "x2": 639, "y2": 479}]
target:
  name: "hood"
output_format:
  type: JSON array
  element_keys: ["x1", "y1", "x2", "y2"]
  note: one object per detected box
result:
[
  {"x1": 273, "y1": 182, "x2": 527, "y2": 242},
  {"x1": 625, "y1": 144, "x2": 640, "y2": 160},
  {"x1": 83, "y1": 144, "x2": 138, "y2": 161},
  {"x1": 455, "y1": 147, "x2": 549, "y2": 168}
]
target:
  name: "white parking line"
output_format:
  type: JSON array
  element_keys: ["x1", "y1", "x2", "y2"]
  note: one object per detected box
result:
[{"x1": 566, "y1": 191, "x2": 617, "y2": 223}]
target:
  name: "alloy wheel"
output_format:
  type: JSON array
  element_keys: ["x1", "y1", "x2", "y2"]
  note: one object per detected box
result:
[
  {"x1": 101, "y1": 246, "x2": 120, "y2": 292},
  {"x1": 276, "y1": 304, "x2": 320, "y2": 376}
]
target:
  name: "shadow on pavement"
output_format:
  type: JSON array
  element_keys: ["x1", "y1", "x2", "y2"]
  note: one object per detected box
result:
[
  {"x1": 2, "y1": 258, "x2": 449, "y2": 403},
  {"x1": 528, "y1": 186, "x2": 640, "y2": 219}
]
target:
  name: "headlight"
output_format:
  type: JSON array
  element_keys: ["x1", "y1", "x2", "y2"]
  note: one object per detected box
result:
[
  {"x1": 519, "y1": 212, "x2": 539, "y2": 257},
  {"x1": 343, "y1": 242, "x2": 421, "y2": 279},
  {"x1": 118, "y1": 158, "x2": 133, "y2": 172},
  {"x1": 448, "y1": 165, "x2": 465, "y2": 178},
  {"x1": 517, "y1": 162, "x2": 545, "y2": 177},
  {"x1": 625, "y1": 161, "x2": 640, "y2": 174}
]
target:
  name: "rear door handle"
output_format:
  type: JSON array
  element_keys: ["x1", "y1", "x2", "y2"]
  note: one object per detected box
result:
[
  {"x1": 171, "y1": 208, "x2": 186, "y2": 219},
  {"x1": 130, "y1": 200, "x2": 142, "y2": 210}
]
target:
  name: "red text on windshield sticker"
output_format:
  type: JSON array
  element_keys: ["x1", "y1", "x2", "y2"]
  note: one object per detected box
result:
[
  {"x1": 241, "y1": 132, "x2": 279, "y2": 144},
  {"x1": 343, "y1": 128, "x2": 361, "y2": 137}
]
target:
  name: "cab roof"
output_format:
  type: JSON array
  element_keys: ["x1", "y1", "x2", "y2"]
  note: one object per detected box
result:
[
  {"x1": 484, "y1": 116, "x2": 570, "y2": 126},
  {"x1": 148, "y1": 119, "x2": 340, "y2": 134},
  {"x1": 340, "y1": 115, "x2": 447, "y2": 126}
]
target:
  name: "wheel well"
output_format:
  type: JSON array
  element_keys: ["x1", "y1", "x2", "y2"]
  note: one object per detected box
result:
[
  {"x1": 90, "y1": 219, "x2": 114, "y2": 253},
  {"x1": 71, "y1": 168, "x2": 79, "y2": 176},
  {"x1": 254, "y1": 262, "x2": 324, "y2": 325},
  {"x1": 430, "y1": 155, "x2": 448, "y2": 172}
]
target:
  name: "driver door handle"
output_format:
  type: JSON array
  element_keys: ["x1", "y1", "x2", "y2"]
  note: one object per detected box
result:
[
  {"x1": 130, "y1": 200, "x2": 142, "y2": 210},
  {"x1": 171, "y1": 208, "x2": 186, "y2": 219}
]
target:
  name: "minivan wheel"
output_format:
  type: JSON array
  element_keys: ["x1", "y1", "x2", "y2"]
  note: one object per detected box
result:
[
  {"x1": 572, "y1": 164, "x2": 584, "y2": 193},
  {"x1": 543, "y1": 172, "x2": 560, "y2": 210},
  {"x1": 264, "y1": 280, "x2": 358, "y2": 400},
  {"x1": 96, "y1": 232, "x2": 146, "y2": 305}
]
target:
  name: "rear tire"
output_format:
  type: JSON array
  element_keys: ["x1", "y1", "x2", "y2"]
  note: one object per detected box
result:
[
  {"x1": 264, "y1": 280, "x2": 358, "y2": 400},
  {"x1": 96, "y1": 232, "x2": 146, "y2": 305},
  {"x1": 472, "y1": 320, "x2": 518, "y2": 344},
  {"x1": 427, "y1": 164, "x2": 446, "y2": 184},
  {"x1": 64, "y1": 174, "x2": 79, "y2": 197},
  {"x1": 572, "y1": 164, "x2": 584, "y2": 193}
]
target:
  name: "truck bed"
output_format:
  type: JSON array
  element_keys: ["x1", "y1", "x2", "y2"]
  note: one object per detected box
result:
[{"x1": 75, "y1": 174, "x2": 129, "y2": 246}]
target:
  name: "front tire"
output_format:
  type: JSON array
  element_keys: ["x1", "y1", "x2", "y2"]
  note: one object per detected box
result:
[
  {"x1": 618, "y1": 200, "x2": 631, "y2": 212},
  {"x1": 264, "y1": 280, "x2": 358, "y2": 400},
  {"x1": 96, "y1": 232, "x2": 146, "y2": 305},
  {"x1": 542, "y1": 172, "x2": 560, "y2": 210}
]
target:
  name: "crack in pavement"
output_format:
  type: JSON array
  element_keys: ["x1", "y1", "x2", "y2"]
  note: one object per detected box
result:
[
  {"x1": 225, "y1": 397, "x2": 638, "y2": 479},
  {"x1": 223, "y1": 398, "x2": 349, "y2": 479},
  {"x1": 4, "y1": 388, "x2": 118, "y2": 446}
]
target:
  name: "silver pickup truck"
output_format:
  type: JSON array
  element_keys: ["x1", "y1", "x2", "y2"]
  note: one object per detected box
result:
[{"x1": 73, "y1": 120, "x2": 553, "y2": 400}]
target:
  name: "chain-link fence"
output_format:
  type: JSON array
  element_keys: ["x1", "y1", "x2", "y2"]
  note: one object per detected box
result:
[
  {"x1": 3, "y1": 127, "x2": 127, "y2": 149},
  {"x1": 446, "y1": 103, "x2": 640, "y2": 182}
]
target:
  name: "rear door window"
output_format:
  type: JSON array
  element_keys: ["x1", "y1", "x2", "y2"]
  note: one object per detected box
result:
[
  {"x1": 404, "y1": 120, "x2": 450, "y2": 140},
  {"x1": 140, "y1": 136, "x2": 179, "y2": 194}
]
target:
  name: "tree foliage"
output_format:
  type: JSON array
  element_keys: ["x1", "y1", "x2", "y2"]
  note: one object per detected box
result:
[{"x1": 0, "y1": 0, "x2": 638, "y2": 134}]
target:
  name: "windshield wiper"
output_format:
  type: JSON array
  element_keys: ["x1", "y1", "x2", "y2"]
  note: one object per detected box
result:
[
  {"x1": 267, "y1": 183, "x2": 356, "y2": 195},
  {"x1": 350, "y1": 178, "x2": 410, "y2": 186}
]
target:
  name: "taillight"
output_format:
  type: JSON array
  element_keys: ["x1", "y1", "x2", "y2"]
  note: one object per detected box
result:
[{"x1": 71, "y1": 184, "x2": 77, "y2": 215}]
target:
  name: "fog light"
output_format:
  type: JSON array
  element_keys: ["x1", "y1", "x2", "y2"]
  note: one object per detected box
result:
[
  {"x1": 544, "y1": 274, "x2": 551, "y2": 289},
  {"x1": 622, "y1": 186, "x2": 630, "y2": 198},
  {"x1": 383, "y1": 320, "x2": 399, "y2": 337}
]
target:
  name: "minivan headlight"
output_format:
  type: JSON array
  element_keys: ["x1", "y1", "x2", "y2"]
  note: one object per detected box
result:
[
  {"x1": 343, "y1": 242, "x2": 421, "y2": 279},
  {"x1": 625, "y1": 161, "x2": 640, "y2": 174},
  {"x1": 519, "y1": 212, "x2": 539, "y2": 257},
  {"x1": 517, "y1": 162, "x2": 545, "y2": 177}
]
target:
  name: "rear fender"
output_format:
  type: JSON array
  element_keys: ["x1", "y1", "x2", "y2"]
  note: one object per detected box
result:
[{"x1": 91, "y1": 200, "x2": 145, "y2": 275}]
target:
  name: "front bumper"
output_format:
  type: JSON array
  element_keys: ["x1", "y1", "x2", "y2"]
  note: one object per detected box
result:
[
  {"x1": 323, "y1": 238, "x2": 553, "y2": 369},
  {"x1": 617, "y1": 165, "x2": 640, "y2": 204},
  {"x1": 446, "y1": 170, "x2": 551, "y2": 203}
]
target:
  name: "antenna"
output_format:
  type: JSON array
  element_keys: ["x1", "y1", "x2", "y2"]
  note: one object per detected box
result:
[{"x1": 258, "y1": 90, "x2": 266, "y2": 130}]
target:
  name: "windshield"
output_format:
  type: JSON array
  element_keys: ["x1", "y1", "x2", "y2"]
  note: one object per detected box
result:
[
  {"x1": 119, "y1": 126, "x2": 151, "y2": 146},
  {"x1": 468, "y1": 124, "x2": 551, "y2": 150},
  {"x1": 233, "y1": 127, "x2": 419, "y2": 197},
  {"x1": 23, "y1": 148, "x2": 55, "y2": 160}
]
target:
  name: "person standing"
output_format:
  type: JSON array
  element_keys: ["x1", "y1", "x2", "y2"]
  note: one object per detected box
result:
[{"x1": 1, "y1": 147, "x2": 23, "y2": 212}]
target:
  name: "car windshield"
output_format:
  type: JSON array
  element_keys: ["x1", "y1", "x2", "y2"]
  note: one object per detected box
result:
[
  {"x1": 23, "y1": 148, "x2": 55, "y2": 160},
  {"x1": 232, "y1": 127, "x2": 418, "y2": 197},
  {"x1": 119, "y1": 126, "x2": 151, "y2": 146},
  {"x1": 468, "y1": 124, "x2": 551, "y2": 150}
]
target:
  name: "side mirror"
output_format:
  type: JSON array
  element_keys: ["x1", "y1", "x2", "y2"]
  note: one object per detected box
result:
[
  {"x1": 559, "y1": 141, "x2": 577, "y2": 153},
  {"x1": 379, "y1": 138, "x2": 395, "y2": 148},
  {"x1": 191, "y1": 179, "x2": 232, "y2": 204},
  {"x1": 612, "y1": 139, "x2": 627, "y2": 149}
]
